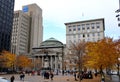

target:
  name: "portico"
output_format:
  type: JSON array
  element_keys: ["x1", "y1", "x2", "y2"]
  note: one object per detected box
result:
[{"x1": 31, "y1": 38, "x2": 64, "y2": 71}]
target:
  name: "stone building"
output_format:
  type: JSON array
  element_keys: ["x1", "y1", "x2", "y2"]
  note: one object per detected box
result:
[{"x1": 31, "y1": 38, "x2": 65, "y2": 71}]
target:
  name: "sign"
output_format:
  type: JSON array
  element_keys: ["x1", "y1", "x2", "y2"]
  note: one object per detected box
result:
[{"x1": 23, "y1": 6, "x2": 28, "y2": 12}]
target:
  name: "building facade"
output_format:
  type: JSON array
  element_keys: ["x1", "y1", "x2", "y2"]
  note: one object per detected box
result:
[
  {"x1": 0, "y1": 0, "x2": 15, "y2": 52},
  {"x1": 11, "y1": 10, "x2": 30, "y2": 55},
  {"x1": 22, "y1": 3, "x2": 43, "y2": 54},
  {"x1": 65, "y1": 18, "x2": 105, "y2": 48},
  {"x1": 32, "y1": 38, "x2": 64, "y2": 71},
  {"x1": 64, "y1": 18, "x2": 105, "y2": 70},
  {"x1": 11, "y1": 3, "x2": 43, "y2": 55}
]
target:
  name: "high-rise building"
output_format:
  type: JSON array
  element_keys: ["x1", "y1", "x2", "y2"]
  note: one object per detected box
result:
[
  {"x1": 11, "y1": 10, "x2": 30, "y2": 55},
  {"x1": 22, "y1": 3, "x2": 43, "y2": 53},
  {"x1": 11, "y1": 3, "x2": 43, "y2": 55},
  {"x1": 65, "y1": 18, "x2": 105, "y2": 48},
  {"x1": 0, "y1": 0, "x2": 15, "y2": 52}
]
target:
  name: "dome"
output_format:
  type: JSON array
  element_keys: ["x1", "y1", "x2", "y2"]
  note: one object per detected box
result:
[{"x1": 40, "y1": 37, "x2": 64, "y2": 47}]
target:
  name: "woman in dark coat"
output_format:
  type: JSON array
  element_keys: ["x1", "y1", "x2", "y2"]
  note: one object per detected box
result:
[{"x1": 10, "y1": 75, "x2": 15, "y2": 82}]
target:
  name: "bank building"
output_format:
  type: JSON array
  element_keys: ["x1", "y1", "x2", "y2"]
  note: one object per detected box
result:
[{"x1": 31, "y1": 38, "x2": 65, "y2": 71}]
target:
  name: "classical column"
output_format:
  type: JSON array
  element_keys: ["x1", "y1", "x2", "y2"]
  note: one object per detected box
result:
[
  {"x1": 55, "y1": 55, "x2": 57, "y2": 70},
  {"x1": 50, "y1": 56, "x2": 53, "y2": 69},
  {"x1": 42, "y1": 56, "x2": 44, "y2": 67},
  {"x1": 55, "y1": 55, "x2": 58, "y2": 70}
]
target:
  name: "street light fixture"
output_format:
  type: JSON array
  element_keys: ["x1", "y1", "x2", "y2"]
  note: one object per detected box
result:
[
  {"x1": 115, "y1": 0, "x2": 120, "y2": 27},
  {"x1": 118, "y1": 58, "x2": 120, "y2": 75}
]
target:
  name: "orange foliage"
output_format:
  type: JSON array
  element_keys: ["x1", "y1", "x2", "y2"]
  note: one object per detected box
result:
[
  {"x1": 0, "y1": 50, "x2": 16, "y2": 68},
  {"x1": 85, "y1": 37, "x2": 118, "y2": 69},
  {"x1": 16, "y1": 55, "x2": 32, "y2": 69}
]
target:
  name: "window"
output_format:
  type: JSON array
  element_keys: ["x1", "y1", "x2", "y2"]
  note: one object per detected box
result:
[
  {"x1": 69, "y1": 29, "x2": 71, "y2": 31},
  {"x1": 77, "y1": 25, "x2": 80, "y2": 31},
  {"x1": 78, "y1": 34, "x2": 80, "y2": 38},
  {"x1": 73, "y1": 25, "x2": 76, "y2": 31},
  {"x1": 68, "y1": 26, "x2": 71, "y2": 31},
  {"x1": 91, "y1": 23, "x2": 95, "y2": 29},
  {"x1": 83, "y1": 34, "x2": 85, "y2": 37},
  {"x1": 98, "y1": 32, "x2": 100, "y2": 36},
  {"x1": 86, "y1": 24, "x2": 90, "y2": 29},
  {"x1": 92, "y1": 33, "x2": 95, "y2": 37},
  {"x1": 82, "y1": 24, "x2": 85, "y2": 30},
  {"x1": 87, "y1": 34, "x2": 89, "y2": 37},
  {"x1": 96, "y1": 22, "x2": 100, "y2": 28},
  {"x1": 73, "y1": 28, "x2": 76, "y2": 31}
]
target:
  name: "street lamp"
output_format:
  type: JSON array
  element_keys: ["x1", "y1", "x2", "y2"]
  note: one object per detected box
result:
[
  {"x1": 115, "y1": 0, "x2": 120, "y2": 27},
  {"x1": 118, "y1": 58, "x2": 120, "y2": 76}
]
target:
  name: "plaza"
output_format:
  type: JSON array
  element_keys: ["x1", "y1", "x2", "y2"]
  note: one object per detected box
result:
[{"x1": 1, "y1": 74, "x2": 101, "y2": 82}]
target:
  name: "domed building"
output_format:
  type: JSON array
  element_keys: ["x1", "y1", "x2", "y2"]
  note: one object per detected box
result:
[{"x1": 32, "y1": 37, "x2": 65, "y2": 71}]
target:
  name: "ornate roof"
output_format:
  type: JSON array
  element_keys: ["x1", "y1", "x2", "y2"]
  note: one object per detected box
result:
[{"x1": 40, "y1": 37, "x2": 64, "y2": 47}]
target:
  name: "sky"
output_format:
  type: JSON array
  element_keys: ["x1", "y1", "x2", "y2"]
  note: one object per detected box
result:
[{"x1": 14, "y1": 0, "x2": 120, "y2": 44}]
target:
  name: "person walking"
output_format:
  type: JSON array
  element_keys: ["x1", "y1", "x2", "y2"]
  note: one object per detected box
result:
[
  {"x1": 10, "y1": 75, "x2": 15, "y2": 82},
  {"x1": 50, "y1": 72, "x2": 54, "y2": 80},
  {"x1": 74, "y1": 72, "x2": 77, "y2": 81}
]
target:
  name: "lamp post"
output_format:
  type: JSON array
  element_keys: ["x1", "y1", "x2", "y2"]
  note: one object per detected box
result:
[
  {"x1": 115, "y1": 0, "x2": 120, "y2": 27},
  {"x1": 118, "y1": 58, "x2": 120, "y2": 76}
]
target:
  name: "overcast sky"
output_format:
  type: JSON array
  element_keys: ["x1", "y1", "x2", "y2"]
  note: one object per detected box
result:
[{"x1": 14, "y1": 0, "x2": 120, "y2": 43}]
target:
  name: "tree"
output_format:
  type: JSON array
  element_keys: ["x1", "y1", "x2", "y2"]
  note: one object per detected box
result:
[
  {"x1": 86, "y1": 38, "x2": 118, "y2": 72},
  {"x1": 69, "y1": 41, "x2": 86, "y2": 82},
  {"x1": 16, "y1": 55, "x2": 33, "y2": 71},
  {"x1": 0, "y1": 50, "x2": 16, "y2": 70}
]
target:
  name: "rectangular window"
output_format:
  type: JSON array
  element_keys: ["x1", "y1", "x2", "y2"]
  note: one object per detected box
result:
[
  {"x1": 91, "y1": 23, "x2": 95, "y2": 29},
  {"x1": 73, "y1": 25, "x2": 76, "y2": 31},
  {"x1": 86, "y1": 24, "x2": 90, "y2": 29},
  {"x1": 96, "y1": 22, "x2": 100, "y2": 28},
  {"x1": 83, "y1": 34, "x2": 85, "y2": 37},
  {"x1": 92, "y1": 33, "x2": 95, "y2": 37},
  {"x1": 82, "y1": 24, "x2": 85, "y2": 30},
  {"x1": 98, "y1": 32, "x2": 100, "y2": 36},
  {"x1": 87, "y1": 34, "x2": 89, "y2": 37},
  {"x1": 77, "y1": 25, "x2": 80, "y2": 31}
]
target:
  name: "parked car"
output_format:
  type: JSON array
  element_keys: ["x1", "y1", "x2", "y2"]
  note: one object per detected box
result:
[{"x1": 0, "y1": 77, "x2": 10, "y2": 82}]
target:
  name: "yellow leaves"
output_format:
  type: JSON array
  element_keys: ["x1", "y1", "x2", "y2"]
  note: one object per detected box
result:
[
  {"x1": 16, "y1": 55, "x2": 32, "y2": 69},
  {"x1": 0, "y1": 50, "x2": 16, "y2": 68},
  {"x1": 85, "y1": 37, "x2": 118, "y2": 69},
  {"x1": 0, "y1": 50, "x2": 33, "y2": 70}
]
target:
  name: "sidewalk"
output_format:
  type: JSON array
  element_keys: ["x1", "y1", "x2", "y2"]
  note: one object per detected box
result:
[
  {"x1": 60, "y1": 75, "x2": 101, "y2": 82},
  {"x1": 2, "y1": 74, "x2": 101, "y2": 82}
]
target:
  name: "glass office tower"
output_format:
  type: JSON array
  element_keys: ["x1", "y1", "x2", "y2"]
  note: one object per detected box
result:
[{"x1": 0, "y1": 0, "x2": 15, "y2": 52}]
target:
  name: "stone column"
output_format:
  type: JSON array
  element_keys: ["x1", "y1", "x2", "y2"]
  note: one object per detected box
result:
[
  {"x1": 42, "y1": 56, "x2": 44, "y2": 67},
  {"x1": 50, "y1": 56, "x2": 53, "y2": 69},
  {"x1": 55, "y1": 55, "x2": 57, "y2": 70},
  {"x1": 55, "y1": 55, "x2": 58, "y2": 70}
]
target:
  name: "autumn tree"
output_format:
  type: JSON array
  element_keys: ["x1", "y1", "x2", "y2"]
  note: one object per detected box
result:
[
  {"x1": 16, "y1": 55, "x2": 33, "y2": 71},
  {"x1": 69, "y1": 41, "x2": 86, "y2": 82},
  {"x1": 0, "y1": 50, "x2": 16, "y2": 70},
  {"x1": 86, "y1": 37, "x2": 118, "y2": 72}
]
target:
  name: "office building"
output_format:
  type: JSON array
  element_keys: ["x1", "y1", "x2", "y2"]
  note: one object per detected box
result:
[
  {"x1": 0, "y1": 0, "x2": 15, "y2": 52},
  {"x1": 64, "y1": 18, "x2": 105, "y2": 70},
  {"x1": 11, "y1": 10, "x2": 30, "y2": 55},
  {"x1": 11, "y1": 3, "x2": 43, "y2": 55},
  {"x1": 65, "y1": 18, "x2": 105, "y2": 48},
  {"x1": 22, "y1": 3, "x2": 43, "y2": 54}
]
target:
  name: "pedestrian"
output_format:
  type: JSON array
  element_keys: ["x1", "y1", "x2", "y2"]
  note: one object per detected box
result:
[
  {"x1": 94, "y1": 72, "x2": 97, "y2": 77},
  {"x1": 101, "y1": 73, "x2": 105, "y2": 82},
  {"x1": 74, "y1": 72, "x2": 77, "y2": 81},
  {"x1": 10, "y1": 75, "x2": 15, "y2": 82},
  {"x1": 20, "y1": 73, "x2": 25, "y2": 81},
  {"x1": 50, "y1": 72, "x2": 54, "y2": 80}
]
